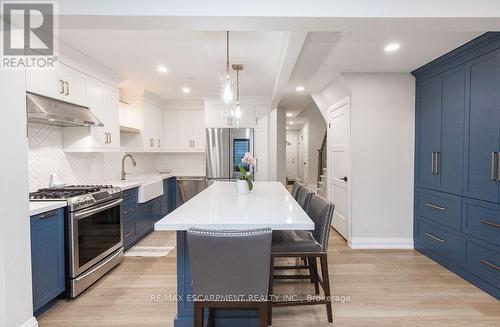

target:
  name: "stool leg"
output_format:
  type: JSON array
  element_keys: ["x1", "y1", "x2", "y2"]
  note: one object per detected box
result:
[
  {"x1": 320, "y1": 255, "x2": 333, "y2": 323},
  {"x1": 268, "y1": 256, "x2": 274, "y2": 325},
  {"x1": 194, "y1": 302, "x2": 203, "y2": 327},
  {"x1": 311, "y1": 257, "x2": 320, "y2": 295},
  {"x1": 258, "y1": 302, "x2": 268, "y2": 327},
  {"x1": 307, "y1": 257, "x2": 315, "y2": 284}
]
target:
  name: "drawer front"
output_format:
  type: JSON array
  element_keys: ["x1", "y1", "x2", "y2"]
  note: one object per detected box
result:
[
  {"x1": 463, "y1": 198, "x2": 500, "y2": 247},
  {"x1": 463, "y1": 237, "x2": 500, "y2": 289},
  {"x1": 416, "y1": 188, "x2": 462, "y2": 230},
  {"x1": 123, "y1": 222, "x2": 136, "y2": 249},
  {"x1": 416, "y1": 216, "x2": 461, "y2": 262},
  {"x1": 122, "y1": 187, "x2": 138, "y2": 199}
]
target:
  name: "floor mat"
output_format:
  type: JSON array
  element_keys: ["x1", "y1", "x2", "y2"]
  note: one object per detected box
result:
[{"x1": 124, "y1": 231, "x2": 176, "y2": 257}]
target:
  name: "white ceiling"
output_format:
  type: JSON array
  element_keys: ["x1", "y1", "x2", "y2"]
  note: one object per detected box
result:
[
  {"x1": 59, "y1": 30, "x2": 286, "y2": 100},
  {"x1": 280, "y1": 30, "x2": 482, "y2": 119}
]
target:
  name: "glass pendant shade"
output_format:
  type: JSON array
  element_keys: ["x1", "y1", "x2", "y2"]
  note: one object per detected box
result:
[{"x1": 222, "y1": 74, "x2": 234, "y2": 105}]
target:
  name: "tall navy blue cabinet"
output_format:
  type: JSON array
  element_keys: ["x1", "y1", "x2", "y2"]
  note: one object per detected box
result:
[
  {"x1": 413, "y1": 32, "x2": 500, "y2": 300},
  {"x1": 30, "y1": 208, "x2": 65, "y2": 314}
]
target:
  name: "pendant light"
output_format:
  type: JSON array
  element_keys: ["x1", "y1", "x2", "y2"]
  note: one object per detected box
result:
[
  {"x1": 221, "y1": 31, "x2": 234, "y2": 106},
  {"x1": 232, "y1": 64, "x2": 243, "y2": 120}
]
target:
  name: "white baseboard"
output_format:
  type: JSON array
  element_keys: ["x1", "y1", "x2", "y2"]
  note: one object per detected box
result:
[
  {"x1": 19, "y1": 317, "x2": 38, "y2": 327},
  {"x1": 348, "y1": 237, "x2": 414, "y2": 249}
]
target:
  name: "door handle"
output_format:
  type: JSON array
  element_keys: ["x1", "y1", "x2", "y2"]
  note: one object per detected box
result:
[{"x1": 338, "y1": 176, "x2": 348, "y2": 182}]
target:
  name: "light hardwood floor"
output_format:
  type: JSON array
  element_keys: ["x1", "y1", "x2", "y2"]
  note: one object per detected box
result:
[{"x1": 38, "y1": 230, "x2": 499, "y2": 327}]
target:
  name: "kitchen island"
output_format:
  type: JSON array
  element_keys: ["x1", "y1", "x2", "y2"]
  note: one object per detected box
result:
[{"x1": 155, "y1": 181, "x2": 314, "y2": 327}]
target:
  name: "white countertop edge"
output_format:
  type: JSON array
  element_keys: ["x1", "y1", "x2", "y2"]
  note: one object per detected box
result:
[
  {"x1": 154, "y1": 222, "x2": 314, "y2": 231},
  {"x1": 29, "y1": 201, "x2": 67, "y2": 216}
]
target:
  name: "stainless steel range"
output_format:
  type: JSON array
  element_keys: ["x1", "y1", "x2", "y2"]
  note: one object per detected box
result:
[{"x1": 30, "y1": 185, "x2": 123, "y2": 297}]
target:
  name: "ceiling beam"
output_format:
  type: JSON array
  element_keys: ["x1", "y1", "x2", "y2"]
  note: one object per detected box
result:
[{"x1": 270, "y1": 31, "x2": 307, "y2": 108}]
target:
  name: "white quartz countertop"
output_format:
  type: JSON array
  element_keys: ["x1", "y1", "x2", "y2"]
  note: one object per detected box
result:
[
  {"x1": 155, "y1": 182, "x2": 314, "y2": 231},
  {"x1": 29, "y1": 201, "x2": 67, "y2": 216}
]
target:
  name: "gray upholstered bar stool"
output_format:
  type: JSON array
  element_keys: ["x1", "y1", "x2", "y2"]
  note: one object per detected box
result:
[
  {"x1": 296, "y1": 185, "x2": 313, "y2": 211},
  {"x1": 290, "y1": 181, "x2": 302, "y2": 199},
  {"x1": 187, "y1": 227, "x2": 272, "y2": 327},
  {"x1": 269, "y1": 194, "x2": 335, "y2": 324}
]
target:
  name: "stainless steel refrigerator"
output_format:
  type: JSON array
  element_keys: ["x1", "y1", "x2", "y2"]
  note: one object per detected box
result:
[{"x1": 206, "y1": 128, "x2": 254, "y2": 182}]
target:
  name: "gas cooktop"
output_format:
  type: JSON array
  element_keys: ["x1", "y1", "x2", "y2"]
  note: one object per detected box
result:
[{"x1": 29, "y1": 184, "x2": 122, "y2": 211}]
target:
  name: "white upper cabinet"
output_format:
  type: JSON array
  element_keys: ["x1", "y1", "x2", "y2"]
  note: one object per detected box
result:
[
  {"x1": 26, "y1": 62, "x2": 89, "y2": 107},
  {"x1": 143, "y1": 102, "x2": 164, "y2": 151},
  {"x1": 164, "y1": 109, "x2": 205, "y2": 152},
  {"x1": 61, "y1": 65, "x2": 90, "y2": 107},
  {"x1": 63, "y1": 78, "x2": 120, "y2": 152}
]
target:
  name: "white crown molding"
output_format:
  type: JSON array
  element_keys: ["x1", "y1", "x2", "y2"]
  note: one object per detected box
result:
[
  {"x1": 348, "y1": 237, "x2": 414, "y2": 250},
  {"x1": 203, "y1": 95, "x2": 272, "y2": 106},
  {"x1": 119, "y1": 89, "x2": 166, "y2": 108},
  {"x1": 19, "y1": 317, "x2": 38, "y2": 327},
  {"x1": 57, "y1": 39, "x2": 123, "y2": 86}
]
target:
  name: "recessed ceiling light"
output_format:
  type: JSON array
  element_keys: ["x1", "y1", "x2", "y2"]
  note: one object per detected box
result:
[
  {"x1": 286, "y1": 113, "x2": 293, "y2": 117},
  {"x1": 289, "y1": 121, "x2": 294, "y2": 125},
  {"x1": 182, "y1": 87, "x2": 191, "y2": 94},
  {"x1": 157, "y1": 65, "x2": 168, "y2": 73},
  {"x1": 384, "y1": 43, "x2": 400, "y2": 52},
  {"x1": 295, "y1": 86, "x2": 305, "y2": 92}
]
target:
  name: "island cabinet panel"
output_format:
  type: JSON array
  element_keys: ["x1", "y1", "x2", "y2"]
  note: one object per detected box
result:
[
  {"x1": 30, "y1": 208, "x2": 65, "y2": 314},
  {"x1": 413, "y1": 32, "x2": 500, "y2": 300},
  {"x1": 160, "y1": 177, "x2": 177, "y2": 217}
]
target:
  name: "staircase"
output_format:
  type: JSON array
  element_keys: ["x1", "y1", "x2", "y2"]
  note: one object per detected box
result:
[{"x1": 316, "y1": 133, "x2": 327, "y2": 196}]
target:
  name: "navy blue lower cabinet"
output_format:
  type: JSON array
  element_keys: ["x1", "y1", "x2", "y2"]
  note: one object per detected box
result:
[
  {"x1": 30, "y1": 208, "x2": 65, "y2": 314},
  {"x1": 122, "y1": 187, "x2": 139, "y2": 250}
]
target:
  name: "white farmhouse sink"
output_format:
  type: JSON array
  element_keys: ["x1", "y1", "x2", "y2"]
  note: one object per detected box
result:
[{"x1": 137, "y1": 179, "x2": 164, "y2": 203}]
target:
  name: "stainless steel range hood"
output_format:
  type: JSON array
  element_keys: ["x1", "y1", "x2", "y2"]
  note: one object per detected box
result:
[{"x1": 26, "y1": 92, "x2": 103, "y2": 127}]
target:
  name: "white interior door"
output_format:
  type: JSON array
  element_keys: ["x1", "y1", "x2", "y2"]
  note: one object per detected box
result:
[
  {"x1": 328, "y1": 98, "x2": 350, "y2": 241},
  {"x1": 286, "y1": 133, "x2": 298, "y2": 180}
]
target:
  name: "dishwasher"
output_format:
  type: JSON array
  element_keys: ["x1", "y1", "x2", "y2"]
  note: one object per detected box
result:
[{"x1": 176, "y1": 176, "x2": 207, "y2": 207}]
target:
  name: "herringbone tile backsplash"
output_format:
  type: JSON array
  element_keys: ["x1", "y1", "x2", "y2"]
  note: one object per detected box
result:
[
  {"x1": 28, "y1": 123, "x2": 121, "y2": 192},
  {"x1": 27, "y1": 123, "x2": 205, "y2": 192}
]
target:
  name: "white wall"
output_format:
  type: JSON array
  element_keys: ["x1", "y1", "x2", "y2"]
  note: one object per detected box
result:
[
  {"x1": 298, "y1": 102, "x2": 327, "y2": 187},
  {"x1": 276, "y1": 107, "x2": 287, "y2": 185},
  {"x1": 0, "y1": 71, "x2": 36, "y2": 327},
  {"x1": 314, "y1": 73, "x2": 415, "y2": 248}
]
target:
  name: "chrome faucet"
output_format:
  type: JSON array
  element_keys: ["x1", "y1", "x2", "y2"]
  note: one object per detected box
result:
[{"x1": 121, "y1": 154, "x2": 137, "y2": 180}]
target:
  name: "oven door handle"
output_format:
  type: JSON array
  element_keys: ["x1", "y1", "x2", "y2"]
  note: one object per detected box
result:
[{"x1": 73, "y1": 198, "x2": 123, "y2": 220}]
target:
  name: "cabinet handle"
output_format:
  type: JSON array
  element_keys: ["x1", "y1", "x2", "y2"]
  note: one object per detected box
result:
[
  {"x1": 431, "y1": 152, "x2": 435, "y2": 175},
  {"x1": 38, "y1": 210, "x2": 57, "y2": 219},
  {"x1": 491, "y1": 152, "x2": 496, "y2": 181},
  {"x1": 150, "y1": 138, "x2": 154, "y2": 147},
  {"x1": 104, "y1": 132, "x2": 108, "y2": 144},
  {"x1": 59, "y1": 79, "x2": 65, "y2": 94},
  {"x1": 480, "y1": 259, "x2": 500, "y2": 271},
  {"x1": 108, "y1": 132, "x2": 112, "y2": 144},
  {"x1": 480, "y1": 219, "x2": 500, "y2": 229},
  {"x1": 425, "y1": 233, "x2": 445, "y2": 243},
  {"x1": 124, "y1": 209, "x2": 134, "y2": 215},
  {"x1": 497, "y1": 152, "x2": 500, "y2": 181},
  {"x1": 64, "y1": 81, "x2": 69, "y2": 95},
  {"x1": 425, "y1": 203, "x2": 445, "y2": 211},
  {"x1": 435, "y1": 152, "x2": 440, "y2": 175},
  {"x1": 124, "y1": 231, "x2": 133, "y2": 238},
  {"x1": 192, "y1": 140, "x2": 195, "y2": 148}
]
